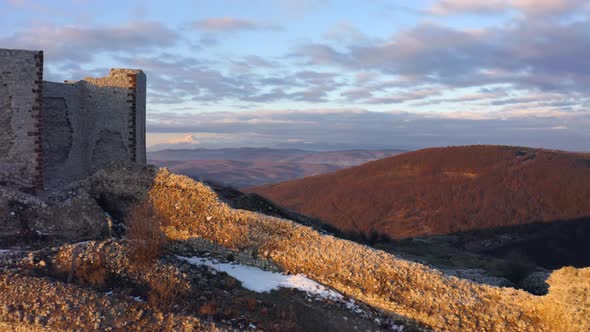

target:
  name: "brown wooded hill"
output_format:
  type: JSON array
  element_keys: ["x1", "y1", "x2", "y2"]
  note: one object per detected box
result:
[{"x1": 247, "y1": 145, "x2": 590, "y2": 239}]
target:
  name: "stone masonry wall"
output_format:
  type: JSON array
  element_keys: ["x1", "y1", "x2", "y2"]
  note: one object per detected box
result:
[
  {"x1": 0, "y1": 49, "x2": 43, "y2": 193},
  {"x1": 1, "y1": 47, "x2": 146, "y2": 192},
  {"x1": 133, "y1": 71, "x2": 147, "y2": 164},
  {"x1": 42, "y1": 69, "x2": 147, "y2": 188}
]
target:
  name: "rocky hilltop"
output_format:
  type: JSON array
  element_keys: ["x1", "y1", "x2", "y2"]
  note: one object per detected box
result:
[{"x1": 0, "y1": 162, "x2": 589, "y2": 331}]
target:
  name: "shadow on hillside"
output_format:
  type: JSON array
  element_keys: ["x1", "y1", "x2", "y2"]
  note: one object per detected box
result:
[
  {"x1": 446, "y1": 216, "x2": 590, "y2": 269},
  {"x1": 212, "y1": 182, "x2": 590, "y2": 271},
  {"x1": 205, "y1": 180, "x2": 330, "y2": 231},
  {"x1": 340, "y1": 217, "x2": 590, "y2": 294}
]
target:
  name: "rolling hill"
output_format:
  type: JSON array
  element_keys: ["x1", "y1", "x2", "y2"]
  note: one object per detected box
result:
[
  {"x1": 148, "y1": 148, "x2": 404, "y2": 188},
  {"x1": 248, "y1": 145, "x2": 590, "y2": 239}
]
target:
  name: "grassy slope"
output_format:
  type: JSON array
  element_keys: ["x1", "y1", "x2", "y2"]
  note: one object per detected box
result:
[{"x1": 148, "y1": 168, "x2": 590, "y2": 332}]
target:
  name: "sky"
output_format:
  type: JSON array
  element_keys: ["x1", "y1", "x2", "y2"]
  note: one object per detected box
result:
[{"x1": 1, "y1": 0, "x2": 590, "y2": 151}]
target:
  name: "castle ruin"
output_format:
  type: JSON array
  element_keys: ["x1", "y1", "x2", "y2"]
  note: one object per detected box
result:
[{"x1": 0, "y1": 48, "x2": 146, "y2": 193}]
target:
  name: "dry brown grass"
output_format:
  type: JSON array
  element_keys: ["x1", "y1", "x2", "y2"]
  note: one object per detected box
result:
[
  {"x1": 125, "y1": 200, "x2": 167, "y2": 265},
  {"x1": 75, "y1": 251, "x2": 109, "y2": 287},
  {"x1": 145, "y1": 268, "x2": 189, "y2": 309},
  {"x1": 54, "y1": 247, "x2": 109, "y2": 288},
  {"x1": 54, "y1": 241, "x2": 191, "y2": 312},
  {"x1": 0, "y1": 270, "x2": 221, "y2": 331},
  {"x1": 148, "y1": 168, "x2": 590, "y2": 331}
]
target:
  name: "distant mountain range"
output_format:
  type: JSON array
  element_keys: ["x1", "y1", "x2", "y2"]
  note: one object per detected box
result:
[
  {"x1": 148, "y1": 148, "x2": 405, "y2": 188},
  {"x1": 248, "y1": 145, "x2": 590, "y2": 239}
]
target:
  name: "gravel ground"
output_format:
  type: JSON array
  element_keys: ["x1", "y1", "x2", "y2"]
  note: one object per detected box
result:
[{"x1": 0, "y1": 240, "x2": 417, "y2": 331}]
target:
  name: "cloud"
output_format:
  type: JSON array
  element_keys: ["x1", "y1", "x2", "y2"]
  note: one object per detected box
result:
[
  {"x1": 323, "y1": 22, "x2": 370, "y2": 44},
  {"x1": 364, "y1": 88, "x2": 442, "y2": 104},
  {"x1": 292, "y1": 43, "x2": 351, "y2": 66},
  {"x1": 147, "y1": 108, "x2": 590, "y2": 151},
  {"x1": 430, "y1": 0, "x2": 508, "y2": 15},
  {"x1": 413, "y1": 90, "x2": 509, "y2": 106},
  {"x1": 340, "y1": 88, "x2": 373, "y2": 100},
  {"x1": 112, "y1": 54, "x2": 258, "y2": 104},
  {"x1": 0, "y1": 21, "x2": 179, "y2": 63},
  {"x1": 231, "y1": 55, "x2": 276, "y2": 73},
  {"x1": 430, "y1": 0, "x2": 589, "y2": 17},
  {"x1": 192, "y1": 17, "x2": 280, "y2": 33},
  {"x1": 293, "y1": 17, "x2": 590, "y2": 99},
  {"x1": 111, "y1": 52, "x2": 349, "y2": 105}
]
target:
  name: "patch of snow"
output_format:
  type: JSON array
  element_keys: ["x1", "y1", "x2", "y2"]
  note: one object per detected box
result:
[
  {"x1": 178, "y1": 255, "x2": 406, "y2": 330},
  {"x1": 132, "y1": 296, "x2": 143, "y2": 302},
  {"x1": 178, "y1": 256, "x2": 345, "y2": 301},
  {"x1": 0, "y1": 249, "x2": 10, "y2": 254},
  {"x1": 345, "y1": 298, "x2": 364, "y2": 314}
]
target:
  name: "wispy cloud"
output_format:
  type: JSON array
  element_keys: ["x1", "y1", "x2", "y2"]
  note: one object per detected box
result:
[
  {"x1": 192, "y1": 17, "x2": 280, "y2": 33},
  {"x1": 293, "y1": 17, "x2": 590, "y2": 98},
  {"x1": 430, "y1": 0, "x2": 589, "y2": 17},
  {"x1": 0, "y1": 21, "x2": 178, "y2": 63}
]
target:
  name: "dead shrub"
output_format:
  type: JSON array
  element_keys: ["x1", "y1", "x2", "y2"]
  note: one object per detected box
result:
[
  {"x1": 55, "y1": 247, "x2": 109, "y2": 288},
  {"x1": 125, "y1": 200, "x2": 167, "y2": 265},
  {"x1": 146, "y1": 270, "x2": 190, "y2": 309},
  {"x1": 126, "y1": 201, "x2": 191, "y2": 310}
]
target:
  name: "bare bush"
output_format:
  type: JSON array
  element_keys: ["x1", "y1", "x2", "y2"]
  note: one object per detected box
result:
[
  {"x1": 146, "y1": 268, "x2": 190, "y2": 309},
  {"x1": 125, "y1": 200, "x2": 167, "y2": 265},
  {"x1": 125, "y1": 202, "x2": 192, "y2": 309},
  {"x1": 55, "y1": 246, "x2": 109, "y2": 288}
]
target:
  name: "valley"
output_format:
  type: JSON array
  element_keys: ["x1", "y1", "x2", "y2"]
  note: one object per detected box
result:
[{"x1": 149, "y1": 148, "x2": 404, "y2": 188}]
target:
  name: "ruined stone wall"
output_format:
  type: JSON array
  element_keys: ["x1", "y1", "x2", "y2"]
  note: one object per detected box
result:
[
  {"x1": 134, "y1": 72, "x2": 147, "y2": 164},
  {"x1": 0, "y1": 49, "x2": 43, "y2": 193},
  {"x1": 1, "y1": 48, "x2": 146, "y2": 192},
  {"x1": 42, "y1": 69, "x2": 147, "y2": 188}
]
